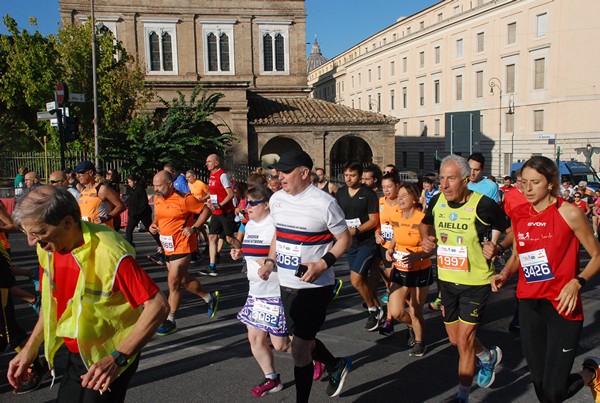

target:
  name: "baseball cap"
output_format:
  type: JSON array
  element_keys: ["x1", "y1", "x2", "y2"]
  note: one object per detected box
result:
[
  {"x1": 269, "y1": 150, "x2": 313, "y2": 173},
  {"x1": 74, "y1": 160, "x2": 96, "y2": 174}
]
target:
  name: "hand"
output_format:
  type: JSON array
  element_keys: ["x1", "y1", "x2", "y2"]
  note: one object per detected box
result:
[
  {"x1": 92, "y1": 215, "x2": 103, "y2": 224},
  {"x1": 80, "y1": 355, "x2": 120, "y2": 393},
  {"x1": 385, "y1": 248, "x2": 394, "y2": 262},
  {"x1": 490, "y1": 273, "x2": 507, "y2": 292},
  {"x1": 421, "y1": 235, "x2": 437, "y2": 254},
  {"x1": 149, "y1": 224, "x2": 159, "y2": 234},
  {"x1": 230, "y1": 248, "x2": 242, "y2": 260},
  {"x1": 7, "y1": 348, "x2": 37, "y2": 388},
  {"x1": 556, "y1": 279, "x2": 581, "y2": 315},
  {"x1": 481, "y1": 241, "x2": 498, "y2": 260},
  {"x1": 375, "y1": 233, "x2": 383, "y2": 244},
  {"x1": 297, "y1": 260, "x2": 328, "y2": 283},
  {"x1": 257, "y1": 259, "x2": 274, "y2": 280},
  {"x1": 181, "y1": 227, "x2": 194, "y2": 237},
  {"x1": 401, "y1": 249, "x2": 422, "y2": 267}
]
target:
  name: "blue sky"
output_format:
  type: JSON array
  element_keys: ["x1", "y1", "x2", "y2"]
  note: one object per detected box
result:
[{"x1": 0, "y1": 0, "x2": 439, "y2": 58}]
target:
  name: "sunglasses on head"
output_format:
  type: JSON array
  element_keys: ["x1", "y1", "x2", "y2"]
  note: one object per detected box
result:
[{"x1": 247, "y1": 199, "x2": 265, "y2": 207}]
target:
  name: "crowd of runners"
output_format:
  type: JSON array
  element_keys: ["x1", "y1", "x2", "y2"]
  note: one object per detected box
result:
[{"x1": 2, "y1": 151, "x2": 600, "y2": 402}]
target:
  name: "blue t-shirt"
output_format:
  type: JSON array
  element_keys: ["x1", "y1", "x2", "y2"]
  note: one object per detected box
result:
[
  {"x1": 468, "y1": 179, "x2": 501, "y2": 202},
  {"x1": 173, "y1": 173, "x2": 190, "y2": 194}
]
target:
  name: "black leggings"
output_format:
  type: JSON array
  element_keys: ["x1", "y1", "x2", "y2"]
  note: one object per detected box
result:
[
  {"x1": 520, "y1": 298, "x2": 584, "y2": 403},
  {"x1": 125, "y1": 212, "x2": 160, "y2": 248}
]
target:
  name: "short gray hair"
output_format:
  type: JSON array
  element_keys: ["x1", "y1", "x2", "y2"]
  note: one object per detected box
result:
[
  {"x1": 13, "y1": 186, "x2": 81, "y2": 228},
  {"x1": 441, "y1": 154, "x2": 470, "y2": 179}
]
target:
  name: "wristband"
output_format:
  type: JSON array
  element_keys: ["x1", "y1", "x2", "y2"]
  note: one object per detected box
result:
[
  {"x1": 191, "y1": 226, "x2": 198, "y2": 233},
  {"x1": 264, "y1": 258, "x2": 276, "y2": 266},
  {"x1": 575, "y1": 276, "x2": 587, "y2": 287},
  {"x1": 321, "y1": 252, "x2": 336, "y2": 268},
  {"x1": 106, "y1": 214, "x2": 113, "y2": 222},
  {"x1": 495, "y1": 243, "x2": 505, "y2": 256}
]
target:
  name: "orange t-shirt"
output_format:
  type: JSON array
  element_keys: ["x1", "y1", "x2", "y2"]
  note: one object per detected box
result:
[
  {"x1": 188, "y1": 180, "x2": 208, "y2": 209},
  {"x1": 391, "y1": 209, "x2": 431, "y2": 271},
  {"x1": 78, "y1": 185, "x2": 114, "y2": 228},
  {"x1": 154, "y1": 192, "x2": 203, "y2": 255},
  {"x1": 378, "y1": 196, "x2": 399, "y2": 250}
]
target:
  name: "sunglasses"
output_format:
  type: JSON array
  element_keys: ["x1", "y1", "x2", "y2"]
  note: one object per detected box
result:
[{"x1": 247, "y1": 199, "x2": 265, "y2": 206}]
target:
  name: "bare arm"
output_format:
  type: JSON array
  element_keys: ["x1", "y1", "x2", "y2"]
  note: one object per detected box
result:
[
  {"x1": 98, "y1": 185, "x2": 126, "y2": 223},
  {"x1": 7, "y1": 313, "x2": 45, "y2": 388},
  {"x1": 349, "y1": 212, "x2": 379, "y2": 236}
]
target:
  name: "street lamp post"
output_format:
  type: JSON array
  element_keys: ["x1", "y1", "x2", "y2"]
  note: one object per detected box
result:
[
  {"x1": 507, "y1": 93, "x2": 515, "y2": 166},
  {"x1": 489, "y1": 77, "x2": 502, "y2": 178},
  {"x1": 91, "y1": 0, "x2": 100, "y2": 171}
]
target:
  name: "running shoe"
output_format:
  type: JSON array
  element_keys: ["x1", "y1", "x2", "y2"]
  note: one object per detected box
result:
[
  {"x1": 13, "y1": 358, "x2": 50, "y2": 395},
  {"x1": 30, "y1": 267, "x2": 40, "y2": 292},
  {"x1": 156, "y1": 320, "x2": 177, "y2": 336},
  {"x1": 250, "y1": 376, "x2": 283, "y2": 397},
  {"x1": 379, "y1": 319, "x2": 395, "y2": 337},
  {"x1": 313, "y1": 360, "x2": 325, "y2": 381},
  {"x1": 429, "y1": 297, "x2": 442, "y2": 311},
  {"x1": 410, "y1": 341, "x2": 425, "y2": 357},
  {"x1": 29, "y1": 294, "x2": 41, "y2": 315},
  {"x1": 207, "y1": 291, "x2": 220, "y2": 318},
  {"x1": 146, "y1": 252, "x2": 165, "y2": 266},
  {"x1": 583, "y1": 356, "x2": 600, "y2": 402},
  {"x1": 365, "y1": 308, "x2": 384, "y2": 331},
  {"x1": 380, "y1": 293, "x2": 389, "y2": 305},
  {"x1": 326, "y1": 357, "x2": 352, "y2": 397},
  {"x1": 407, "y1": 326, "x2": 416, "y2": 347},
  {"x1": 476, "y1": 346, "x2": 502, "y2": 388},
  {"x1": 332, "y1": 279, "x2": 343, "y2": 300}
]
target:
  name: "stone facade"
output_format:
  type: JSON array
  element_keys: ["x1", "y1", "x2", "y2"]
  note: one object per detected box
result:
[{"x1": 59, "y1": 0, "x2": 396, "y2": 173}]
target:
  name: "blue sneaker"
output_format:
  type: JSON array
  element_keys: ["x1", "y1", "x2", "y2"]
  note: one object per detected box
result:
[
  {"x1": 29, "y1": 294, "x2": 41, "y2": 315},
  {"x1": 326, "y1": 356, "x2": 352, "y2": 397},
  {"x1": 30, "y1": 267, "x2": 40, "y2": 292},
  {"x1": 156, "y1": 320, "x2": 177, "y2": 336},
  {"x1": 207, "y1": 291, "x2": 220, "y2": 318},
  {"x1": 380, "y1": 293, "x2": 389, "y2": 305},
  {"x1": 477, "y1": 346, "x2": 502, "y2": 388},
  {"x1": 332, "y1": 279, "x2": 343, "y2": 300}
]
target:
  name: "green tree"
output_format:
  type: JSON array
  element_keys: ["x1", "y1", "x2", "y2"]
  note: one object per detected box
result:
[
  {"x1": 109, "y1": 86, "x2": 237, "y2": 178},
  {"x1": 0, "y1": 15, "x2": 60, "y2": 151}
]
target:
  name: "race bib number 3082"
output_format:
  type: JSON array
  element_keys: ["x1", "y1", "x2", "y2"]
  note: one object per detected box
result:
[{"x1": 276, "y1": 242, "x2": 301, "y2": 271}]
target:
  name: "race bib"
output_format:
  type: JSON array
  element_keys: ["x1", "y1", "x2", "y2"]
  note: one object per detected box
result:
[
  {"x1": 518, "y1": 248, "x2": 555, "y2": 283},
  {"x1": 210, "y1": 194, "x2": 218, "y2": 205},
  {"x1": 81, "y1": 216, "x2": 89, "y2": 222},
  {"x1": 276, "y1": 241, "x2": 301, "y2": 271},
  {"x1": 381, "y1": 224, "x2": 394, "y2": 242},
  {"x1": 252, "y1": 299, "x2": 281, "y2": 329},
  {"x1": 159, "y1": 235, "x2": 175, "y2": 252},
  {"x1": 346, "y1": 218, "x2": 361, "y2": 228},
  {"x1": 393, "y1": 250, "x2": 409, "y2": 271},
  {"x1": 437, "y1": 245, "x2": 469, "y2": 271}
]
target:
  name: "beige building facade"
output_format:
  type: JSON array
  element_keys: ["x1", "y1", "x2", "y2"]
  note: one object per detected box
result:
[
  {"x1": 59, "y1": 0, "x2": 396, "y2": 175},
  {"x1": 308, "y1": 0, "x2": 600, "y2": 177}
]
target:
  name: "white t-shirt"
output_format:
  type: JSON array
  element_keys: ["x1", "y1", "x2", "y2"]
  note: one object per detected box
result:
[
  {"x1": 243, "y1": 215, "x2": 279, "y2": 298},
  {"x1": 270, "y1": 184, "x2": 347, "y2": 289}
]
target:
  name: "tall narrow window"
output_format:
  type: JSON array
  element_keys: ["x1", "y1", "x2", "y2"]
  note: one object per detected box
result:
[
  {"x1": 434, "y1": 46, "x2": 440, "y2": 64},
  {"x1": 390, "y1": 89, "x2": 395, "y2": 110},
  {"x1": 506, "y1": 64, "x2": 516, "y2": 93},
  {"x1": 403, "y1": 123, "x2": 408, "y2": 137},
  {"x1": 377, "y1": 65, "x2": 381, "y2": 80},
  {"x1": 259, "y1": 23, "x2": 290, "y2": 75},
  {"x1": 456, "y1": 39, "x2": 464, "y2": 58},
  {"x1": 419, "y1": 51, "x2": 425, "y2": 68},
  {"x1": 368, "y1": 69, "x2": 372, "y2": 82},
  {"x1": 434, "y1": 119, "x2": 440, "y2": 136},
  {"x1": 476, "y1": 71, "x2": 483, "y2": 98},
  {"x1": 390, "y1": 61, "x2": 395, "y2": 76},
  {"x1": 456, "y1": 75, "x2": 463, "y2": 101},
  {"x1": 534, "y1": 58, "x2": 545, "y2": 90},
  {"x1": 368, "y1": 95, "x2": 372, "y2": 111},
  {"x1": 434, "y1": 80, "x2": 440, "y2": 104},
  {"x1": 506, "y1": 112, "x2": 514, "y2": 133},
  {"x1": 202, "y1": 22, "x2": 234, "y2": 74},
  {"x1": 507, "y1": 22, "x2": 517, "y2": 44},
  {"x1": 377, "y1": 93, "x2": 381, "y2": 112},
  {"x1": 537, "y1": 13, "x2": 548, "y2": 37},
  {"x1": 402, "y1": 57, "x2": 408, "y2": 72},
  {"x1": 534, "y1": 110, "x2": 544, "y2": 131},
  {"x1": 419, "y1": 83, "x2": 425, "y2": 106},
  {"x1": 144, "y1": 20, "x2": 178, "y2": 75},
  {"x1": 477, "y1": 32, "x2": 484, "y2": 52},
  {"x1": 402, "y1": 86, "x2": 408, "y2": 108}
]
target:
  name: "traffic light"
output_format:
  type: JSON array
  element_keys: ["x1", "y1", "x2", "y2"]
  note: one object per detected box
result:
[{"x1": 64, "y1": 115, "x2": 79, "y2": 142}]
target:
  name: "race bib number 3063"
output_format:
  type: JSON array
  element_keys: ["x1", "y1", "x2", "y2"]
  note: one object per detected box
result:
[
  {"x1": 518, "y1": 248, "x2": 555, "y2": 283},
  {"x1": 276, "y1": 242, "x2": 301, "y2": 271},
  {"x1": 437, "y1": 245, "x2": 469, "y2": 271}
]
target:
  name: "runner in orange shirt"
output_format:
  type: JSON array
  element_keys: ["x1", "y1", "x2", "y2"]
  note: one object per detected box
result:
[{"x1": 150, "y1": 170, "x2": 219, "y2": 336}]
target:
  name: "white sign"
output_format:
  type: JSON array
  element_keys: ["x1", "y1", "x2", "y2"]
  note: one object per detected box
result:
[
  {"x1": 37, "y1": 111, "x2": 55, "y2": 120},
  {"x1": 69, "y1": 93, "x2": 85, "y2": 103},
  {"x1": 538, "y1": 133, "x2": 556, "y2": 140},
  {"x1": 46, "y1": 101, "x2": 57, "y2": 112}
]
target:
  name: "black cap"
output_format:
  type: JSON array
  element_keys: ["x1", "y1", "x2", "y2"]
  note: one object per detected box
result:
[
  {"x1": 270, "y1": 150, "x2": 313, "y2": 173},
  {"x1": 74, "y1": 160, "x2": 96, "y2": 174}
]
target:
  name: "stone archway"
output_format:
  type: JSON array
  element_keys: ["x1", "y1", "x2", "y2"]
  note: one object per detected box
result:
[
  {"x1": 260, "y1": 136, "x2": 303, "y2": 167},
  {"x1": 329, "y1": 135, "x2": 374, "y2": 182}
]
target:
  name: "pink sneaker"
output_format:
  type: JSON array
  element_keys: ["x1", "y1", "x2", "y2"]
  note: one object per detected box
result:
[
  {"x1": 250, "y1": 376, "x2": 283, "y2": 397},
  {"x1": 313, "y1": 360, "x2": 325, "y2": 381}
]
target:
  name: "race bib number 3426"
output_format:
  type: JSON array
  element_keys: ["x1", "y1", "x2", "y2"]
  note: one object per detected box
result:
[{"x1": 518, "y1": 248, "x2": 555, "y2": 283}]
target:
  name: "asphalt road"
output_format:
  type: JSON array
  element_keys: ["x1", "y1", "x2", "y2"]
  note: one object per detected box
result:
[{"x1": 2, "y1": 230, "x2": 600, "y2": 403}]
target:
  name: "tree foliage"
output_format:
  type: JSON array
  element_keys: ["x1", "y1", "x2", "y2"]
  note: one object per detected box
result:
[{"x1": 106, "y1": 86, "x2": 237, "y2": 178}]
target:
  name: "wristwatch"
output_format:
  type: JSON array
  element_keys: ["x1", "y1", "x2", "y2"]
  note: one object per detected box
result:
[{"x1": 111, "y1": 350, "x2": 129, "y2": 367}]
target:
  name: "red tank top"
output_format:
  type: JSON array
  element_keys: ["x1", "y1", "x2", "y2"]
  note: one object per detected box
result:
[
  {"x1": 208, "y1": 168, "x2": 234, "y2": 214},
  {"x1": 512, "y1": 198, "x2": 583, "y2": 320}
]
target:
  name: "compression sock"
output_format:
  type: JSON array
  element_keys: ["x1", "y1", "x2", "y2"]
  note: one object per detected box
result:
[
  {"x1": 294, "y1": 362, "x2": 314, "y2": 403},
  {"x1": 312, "y1": 338, "x2": 337, "y2": 370},
  {"x1": 457, "y1": 383, "x2": 471, "y2": 401}
]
